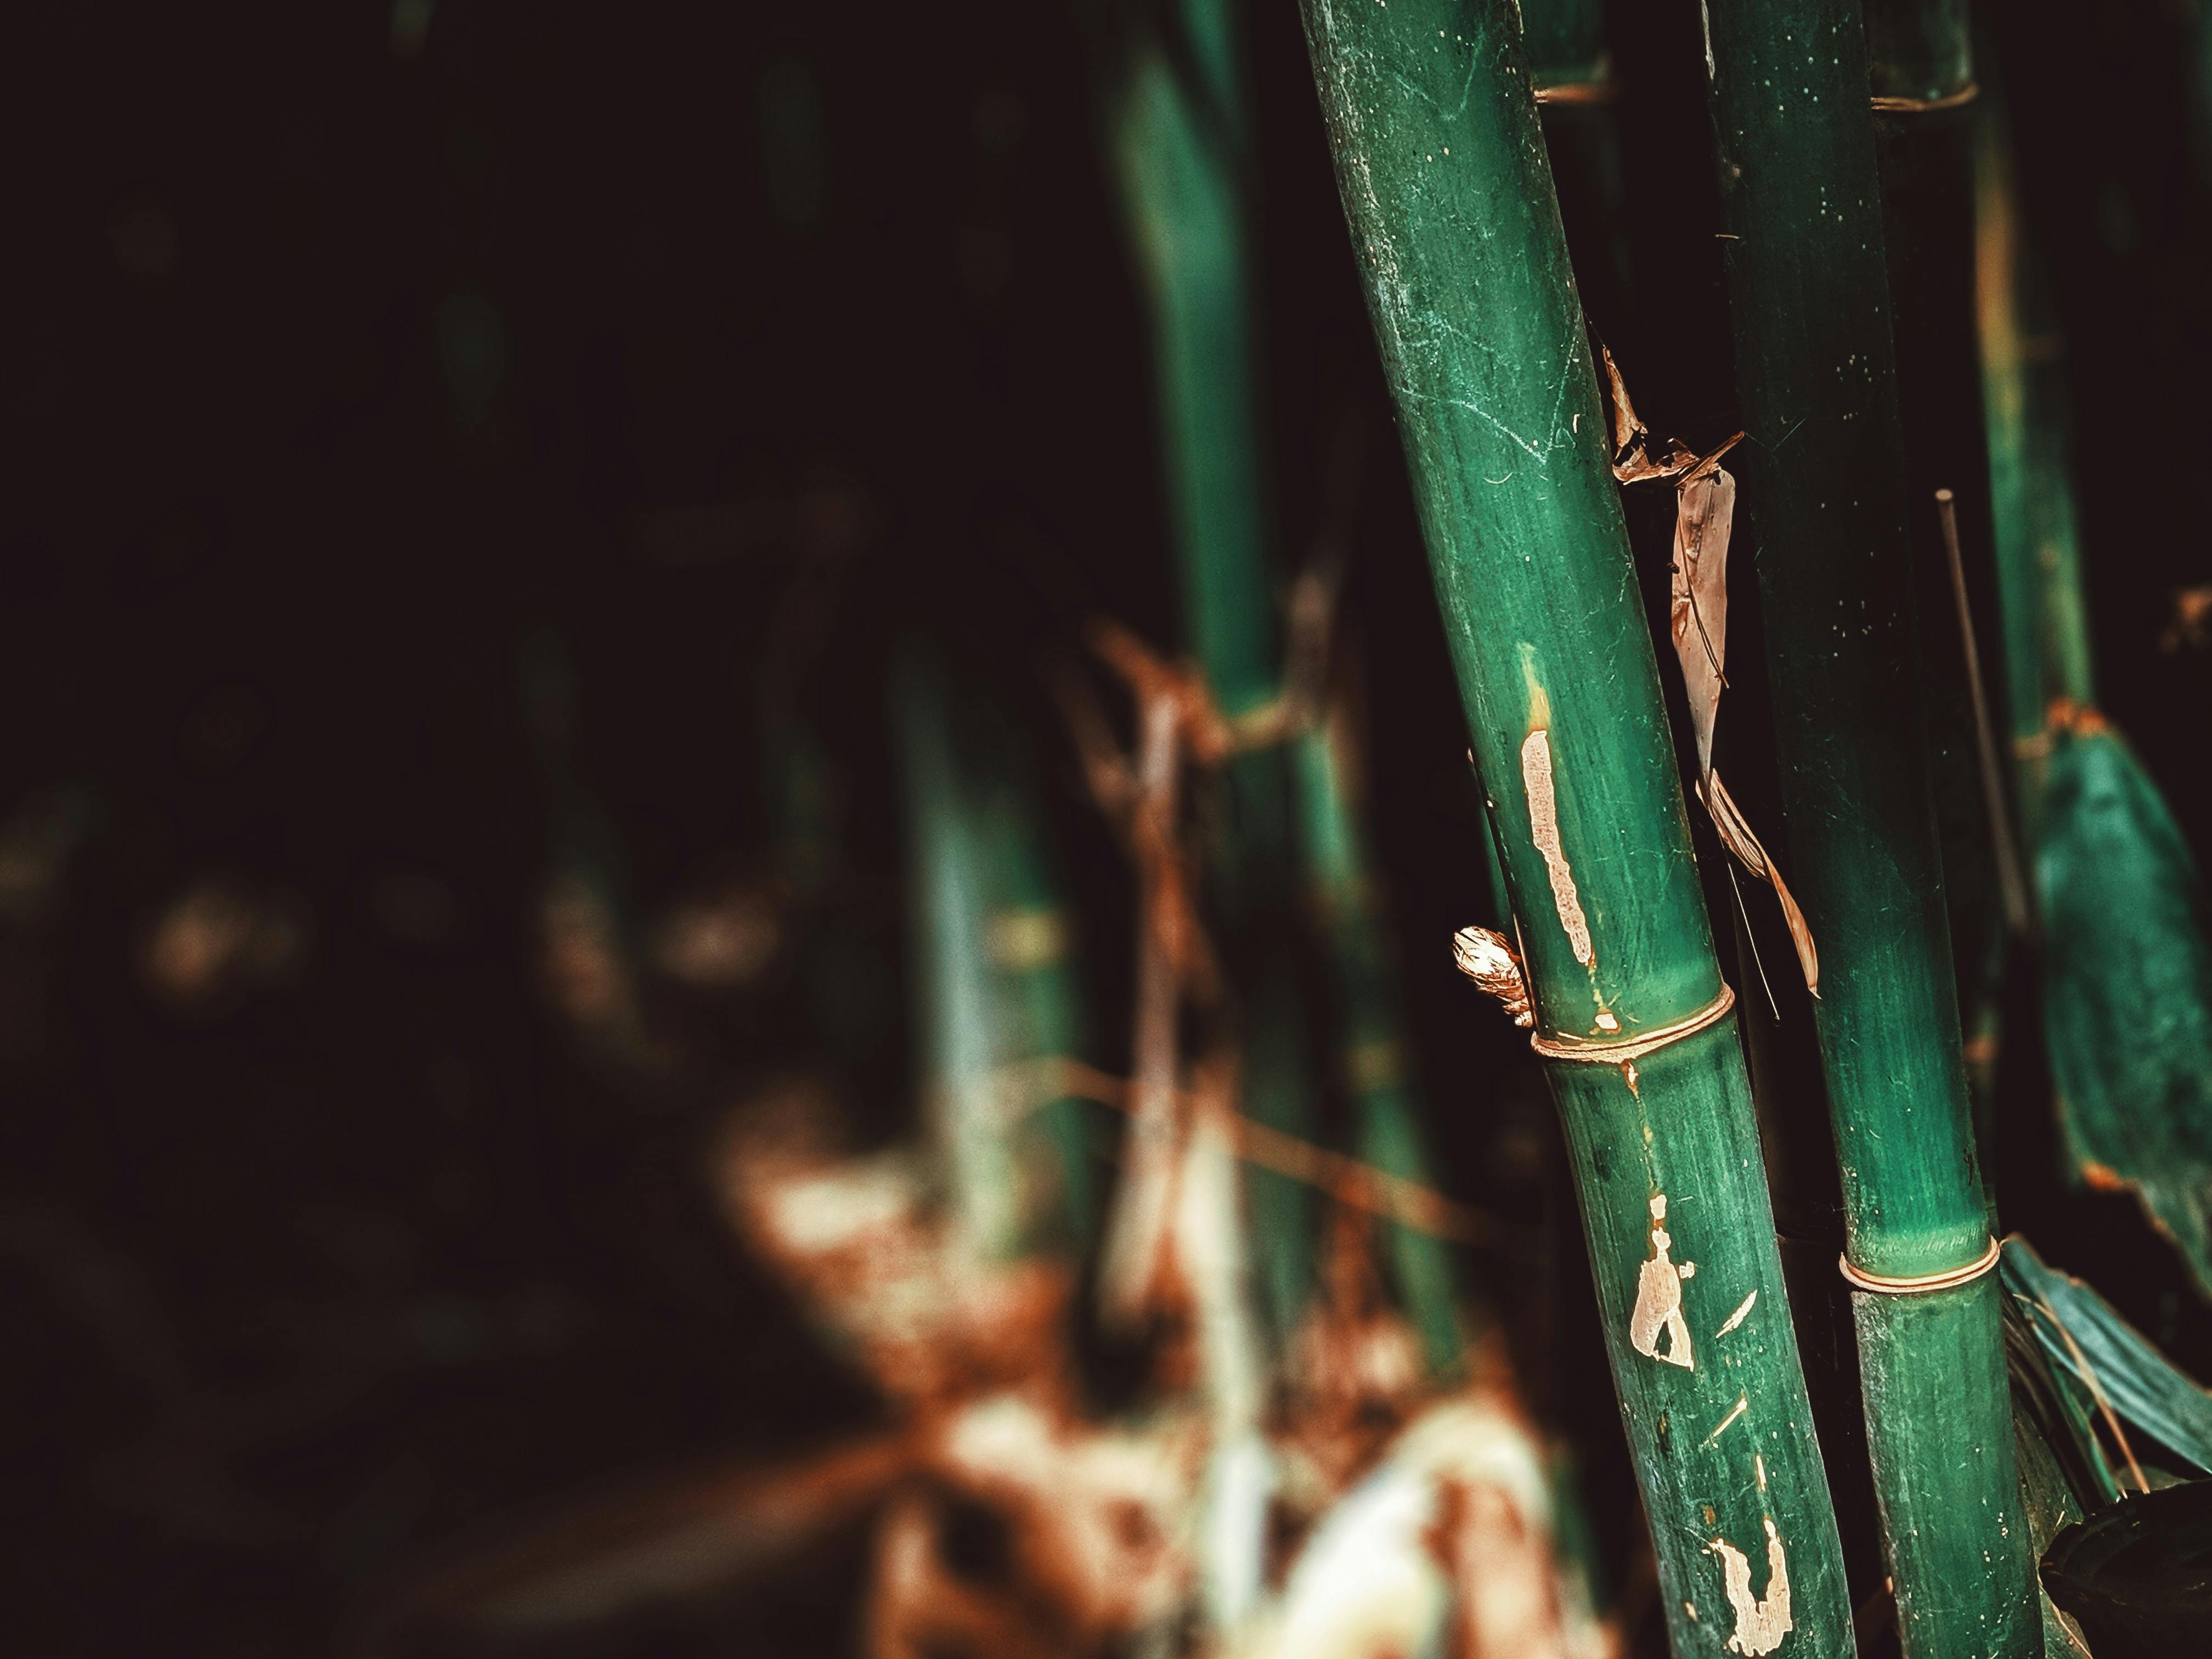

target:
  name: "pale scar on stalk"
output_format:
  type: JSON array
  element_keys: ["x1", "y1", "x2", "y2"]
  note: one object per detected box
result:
[
  {"x1": 1708, "y1": 1516, "x2": 1792, "y2": 1656},
  {"x1": 1520, "y1": 726, "x2": 1593, "y2": 969},
  {"x1": 1629, "y1": 1194, "x2": 1695, "y2": 1368}
]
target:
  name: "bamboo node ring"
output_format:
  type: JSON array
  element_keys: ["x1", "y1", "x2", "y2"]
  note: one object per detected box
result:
[
  {"x1": 1530, "y1": 983, "x2": 1735, "y2": 1063},
  {"x1": 1838, "y1": 1235, "x2": 2001, "y2": 1295}
]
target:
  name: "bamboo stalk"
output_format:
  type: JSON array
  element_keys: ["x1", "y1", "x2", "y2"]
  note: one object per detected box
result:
[
  {"x1": 1696, "y1": 3, "x2": 2036, "y2": 1651},
  {"x1": 1864, "y1": 0, "x2": 2012, "y2": 1100},
  {"x1": 1973, "y1": 112, "x2": 2093, "y2": 848},
  {"x1": 1295, "y1": 717, "x2": 1463, "y2": 1369},
  {"x1": 1109, "y1": 8, "x2": 1318, "y2": 1341},
  {"x1": 1299, "y1": 7, "x2": 1853, "y2": 1654},
  {"x1": 894, "y1": 643, "x2": 1092, "y2": 1260},
  {"x1": 1107, "y1": 0, "x2": 1464, "y2": 1363}
]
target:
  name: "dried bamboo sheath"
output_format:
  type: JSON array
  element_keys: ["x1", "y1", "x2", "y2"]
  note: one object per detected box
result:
[
  {"x1": 1699, "y1": 1, "x2": 2036, "y2": 1652},
  {"x1": 1300, "y1": 6, "x2": 1850, "y2": 1654}
]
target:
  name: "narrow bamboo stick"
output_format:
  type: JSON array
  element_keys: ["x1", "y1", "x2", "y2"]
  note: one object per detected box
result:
[
  {"x1": 1299, "y1": 6, "x2": 1853, "y2": 1653},
  {"x1": 1696, "y1": 2, "x2": 2036, "y2": 1651}
]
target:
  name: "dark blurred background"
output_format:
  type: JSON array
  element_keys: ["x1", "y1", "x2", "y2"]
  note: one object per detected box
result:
[{"x1": 6, "y1": 1, "x2": 2211, "y2": 1653}]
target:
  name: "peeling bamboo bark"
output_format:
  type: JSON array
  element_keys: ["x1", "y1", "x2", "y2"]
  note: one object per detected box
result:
[
  {"x1": 1298, "y1": 5, "x2": 1852, "y2": 1653},
  {"x1": 1697, "y1": 2, "x2": 2037, "y2": 1652}
]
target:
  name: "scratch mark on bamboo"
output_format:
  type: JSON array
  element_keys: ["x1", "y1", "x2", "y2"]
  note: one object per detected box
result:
[
  {"x1": 1708, "y1": 1517, "x2": 1792, "y2": 1656},
  {"x1": 1629, "y1": 1194, "x2": 1696, "y2": 1368},
  {"x1": 1701, "y1": 1392, "x2": 1750, "y2": 1447},
  {"x1": 1716, "y1": 1290, "x2": 1758, "y2": 1337},
  {"x1": 1520, "y1": 728, "x2": 1592, "y2": 966}
]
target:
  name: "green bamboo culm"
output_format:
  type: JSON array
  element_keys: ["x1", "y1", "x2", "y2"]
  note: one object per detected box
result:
[
  {"x1": 1109, "y1": 0, "x2": 1462, "y2": 1363},
  {"x1": 1863, "y1": 0, "x2": 2017, "y2": 1106},
  {"x1": 894, "y1": 642, "x2": 1094, "y2": 1261},
  {"x1": 1696, "y1": 3, "x2": 2037, "y2": 1652},
  {"x1": 1299, "y1": 7, "x2": 1853, "y2": 1655},
  {"x1": 1977, "y1": 114, "x2": 2212, "y2": 1298}
]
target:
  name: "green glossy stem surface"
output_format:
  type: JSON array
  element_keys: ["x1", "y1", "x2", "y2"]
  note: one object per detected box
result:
[
  {"x1": 1300, "y1": 4, "x2": 1852, "y2": 1650},
  {"x1": 1700, "y1": 2, "x2": 2034, "y2": 1651},
  {"x1": 1850, "y1": 1279, "x2": 2028, "y2": 1653}
]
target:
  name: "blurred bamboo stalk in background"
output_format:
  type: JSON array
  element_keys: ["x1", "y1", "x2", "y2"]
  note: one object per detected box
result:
[
  {"x1": 1864, "y1": 0, "x2": 2017, "y2": 1113},
  {"x1": 894, "y1": 642, "x2": 1095, "y2": 1261},
  {"x1": 1299, "y1": 4, "x2": 1854, "y2": 1654},
  {"x1": 1105, "y1": 0, "x2": 1320, "y2": 1351},
  {"x1": 1698, "y1": 2, "x2": 2036, "y2": 1651},
  {"x1": 1102, "y1": 0, "x2": 1464, "y2": 1369},
  {"x1": 1977, "y1": 98, "x2": 2212, "y2": 1302}
]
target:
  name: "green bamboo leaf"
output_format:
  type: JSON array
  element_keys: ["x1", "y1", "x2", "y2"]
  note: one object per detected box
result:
[
  {"x1": 1105, "y1": 0, "x2": 1463, "y2": 1363},
  {"x1": 1976, "y1": 101, "x2": 2212, "y2": 1298},
  {"x1": 2041, "y1": 1479, "x2": 2212, "y2": 1651},
  {"x1": 2004, "y1": 1238, "x2": 2212, "y2": 1480}
]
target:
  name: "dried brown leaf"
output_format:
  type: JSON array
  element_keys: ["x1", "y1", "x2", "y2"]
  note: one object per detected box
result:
[
  {"x1": 1600, "y1": 344, "x2": 1647, "y2": 460},
  {"x1": 1669, "y1": 466, "x2": 1736, "y2": 777},
  {"x1": 1701, "y1": 772, "x2": 1819, "y2": 995}
]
